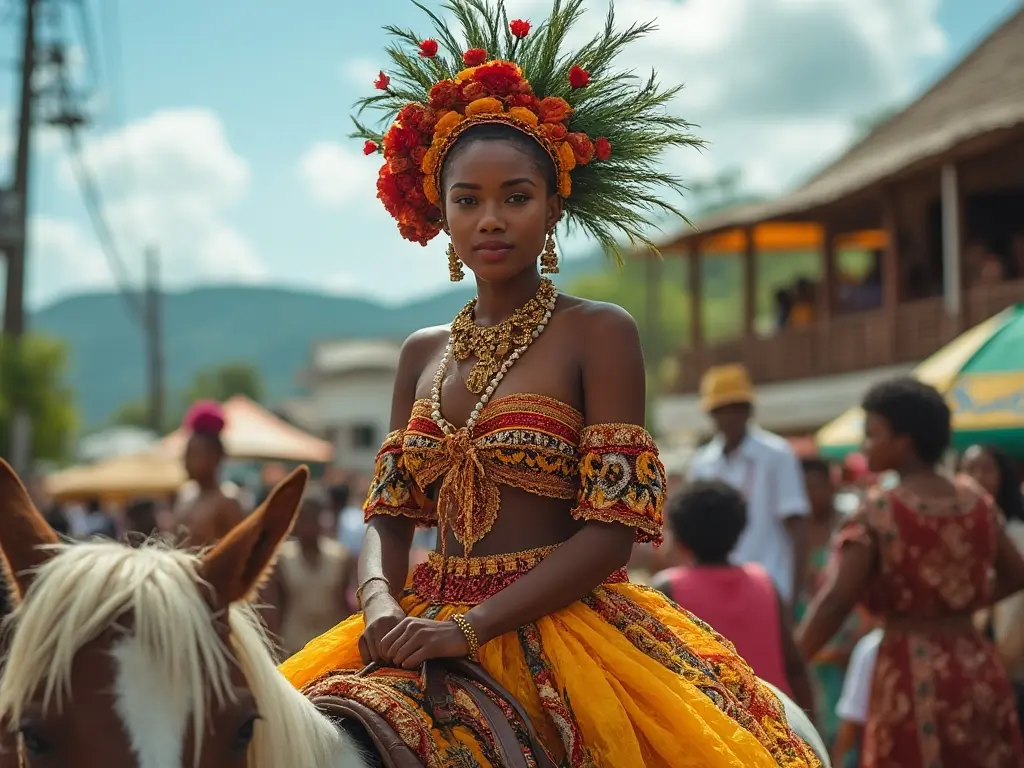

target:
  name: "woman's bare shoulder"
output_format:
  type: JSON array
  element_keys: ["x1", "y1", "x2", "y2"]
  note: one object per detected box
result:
[{"x1": 555, "y1": 294, "x2": 638, "y2": 329}]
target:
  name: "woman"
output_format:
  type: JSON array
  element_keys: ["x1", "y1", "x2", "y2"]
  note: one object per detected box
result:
[
  {"x1": 797, "y1": 377, "x2": 1024, "y2": 767},
  {"x1": 280, "y1": 3, "x2": 819, "y2": 766},
  {"x1": 962, "y1": 443, "x2": 1024, "y2": 726},
  {"x1": 171, "y1": 400, "x2": 245, "y2": 548}
]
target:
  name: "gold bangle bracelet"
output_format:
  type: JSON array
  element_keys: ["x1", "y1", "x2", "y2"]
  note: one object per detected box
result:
[
  {"x1": 450, "y1": 613, "x2": 480, "y2": 659},
  {"x1": 355, "y1": 576, "x2": 391, "y2": 609}
]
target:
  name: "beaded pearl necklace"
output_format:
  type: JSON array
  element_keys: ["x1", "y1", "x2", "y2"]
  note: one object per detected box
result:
[{"x1": 431, "y1": 283, "x2": 559, "y2": 435}]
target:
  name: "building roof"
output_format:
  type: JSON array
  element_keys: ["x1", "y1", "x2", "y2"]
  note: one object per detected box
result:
[{"x1": 668, "y1": 6, "x2": 1024, "y2": 243}]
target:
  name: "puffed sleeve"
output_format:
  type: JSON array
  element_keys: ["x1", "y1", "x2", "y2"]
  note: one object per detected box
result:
[
  {"x1": 570, "y1": 423, "x2": 666, "y2": 544},
  {"x1": 363, "y1": 430, "x2": 437, "y2": 526}
]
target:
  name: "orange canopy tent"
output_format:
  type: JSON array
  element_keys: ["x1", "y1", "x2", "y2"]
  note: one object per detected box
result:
[{"x1": 160, "y1": 395, "x2": 334, "y2": 463}]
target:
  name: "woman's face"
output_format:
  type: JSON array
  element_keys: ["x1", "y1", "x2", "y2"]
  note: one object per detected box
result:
[
  {"x1": 862, "y1": 412, "x2": 903, "y2": 473},
  {"x1": 442, "y1": 139, "x2": 561, "y2": 283},
  {"x1": 961, "y1": 445, "x2": 1001, "y2": 497}
]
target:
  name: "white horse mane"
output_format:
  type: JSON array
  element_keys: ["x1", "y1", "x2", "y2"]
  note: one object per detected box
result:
[{"x1": 0, "y1": 539, "x2": 362, "y2": 768}]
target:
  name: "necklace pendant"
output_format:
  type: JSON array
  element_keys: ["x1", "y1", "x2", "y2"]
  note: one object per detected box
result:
[{"x1": 466, "y1": 364, "x2": 490, "y2": 394}]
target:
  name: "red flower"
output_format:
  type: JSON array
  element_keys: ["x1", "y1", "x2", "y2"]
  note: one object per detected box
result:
[
  {"x1": 374, "y1": 71, "x2": 390, "y2": 90},
  {"x1": 418, "y1": 39, "x2": 439, "y2": 58},
  {"x1": 594, "y1": 137, "x2": 612, "y2": 161},
  {"x1": 382, "y1": 124, "x2": 421, "y2": 156},
  {"x1": 474, "y1": 61, "x2": 521, "y2": 96},
  {"x1": 363, "y1": 140, "x2": 379, "y2": 155},
  {"x1": 567, "y1": 132, "x2": 595, "y2": 165},
  {"x1": 428, "y1": 81, "x2": 461, "y2": 109},
  {"x1": 463, "y1": 48, "x2": 487, "y2": 67},
  {"x1": 396, "y1": 104, "x2": 425, "y2": 129},
  {"x1": 509, "y1": 19, "x2": 531, "y2": 38},
  {"x1": 506, "y1": 92, "x2": 540, "y2": 111},
  {"x1": 568, "y1": 64, "x2": 590, "y2": 89}
]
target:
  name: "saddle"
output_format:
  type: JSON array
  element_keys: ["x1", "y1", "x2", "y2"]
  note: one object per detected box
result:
[{"x1": 311, "y1": 658, "x2": 558, "y2": 768}]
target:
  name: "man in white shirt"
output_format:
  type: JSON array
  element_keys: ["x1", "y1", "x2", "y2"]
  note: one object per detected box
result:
[{"x1": 688, "y1": 364, "x2": 811, "y2": 609}]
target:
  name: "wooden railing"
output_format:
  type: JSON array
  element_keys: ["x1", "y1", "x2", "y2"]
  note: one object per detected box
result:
[{"x1": 672, "y1": 281, "x2": 1024, "y2": 393}]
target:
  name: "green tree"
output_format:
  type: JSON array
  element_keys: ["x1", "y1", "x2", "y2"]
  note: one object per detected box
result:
[{"x1": 0, "y1": 334, "x2": 77, "y2": 462}]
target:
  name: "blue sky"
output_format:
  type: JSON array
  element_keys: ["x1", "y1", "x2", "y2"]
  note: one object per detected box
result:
[{"x1": 0, "y1": 0, "x2": 1020, "y2": 309}]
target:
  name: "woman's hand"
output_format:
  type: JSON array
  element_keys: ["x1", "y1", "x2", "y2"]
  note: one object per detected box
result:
[
  {"x1": 380, "y1": 616, "x2": 470, "y2": 669},
  {"x1": 359, "y1": 593, "x2": 407, "y2": 664}
]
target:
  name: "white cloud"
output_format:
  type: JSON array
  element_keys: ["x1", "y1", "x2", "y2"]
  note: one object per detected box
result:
[
  {"x1": 51, "y1": 109, "x2": 266, "y2": 293},
  {"x1": 341, "y1": 57, "x2": 381, "y2": 89},
  {"x1": 299, "y1": 140, "x2": 378, "y2": 208},
  {"x1": 27, "y1": 217, "x2": 114, "y2": 305}
]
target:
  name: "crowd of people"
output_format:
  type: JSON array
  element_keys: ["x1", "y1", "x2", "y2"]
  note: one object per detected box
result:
[{"x1": 638, "y1": 363, "x2": 1024, "y2": 767}]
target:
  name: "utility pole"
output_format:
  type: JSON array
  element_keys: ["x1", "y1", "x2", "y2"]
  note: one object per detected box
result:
[
  {"x1": 144, "y1": 247, "x2": 164, "y2": 434},
  {"x1": 2, "y1": 0, "x2": 40, "y2": 475}
]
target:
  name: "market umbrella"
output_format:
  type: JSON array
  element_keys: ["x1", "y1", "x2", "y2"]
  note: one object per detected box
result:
[
  {"x1": 46, "y1": 450, "x2": 186, "y2": 504},
  {"x1": 817, "y1": 303, "x2": 1024, "y2": 459}
]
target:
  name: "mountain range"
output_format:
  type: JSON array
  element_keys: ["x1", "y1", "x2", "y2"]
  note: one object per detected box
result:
[{"x1": 31, "y1": 254, "x2": 606, "y2": 428}]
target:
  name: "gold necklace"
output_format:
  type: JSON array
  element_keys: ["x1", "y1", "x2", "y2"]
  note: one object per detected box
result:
[{"x1": 449, "y1": 277, "x2": 556, "y2": 394}]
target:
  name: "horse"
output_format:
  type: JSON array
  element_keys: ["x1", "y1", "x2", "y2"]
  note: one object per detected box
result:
[
  {"x1": 0, "y1": 459, "x2": 830, "y2": 767},
  {"x1": 0, "y1": 461, "x2": 370, "y2": 768}
]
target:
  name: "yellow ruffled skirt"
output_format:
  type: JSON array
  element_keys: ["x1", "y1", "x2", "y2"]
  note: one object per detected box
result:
[{"x1": 280, "y1": 547, "x2": 819, "y2": 768}]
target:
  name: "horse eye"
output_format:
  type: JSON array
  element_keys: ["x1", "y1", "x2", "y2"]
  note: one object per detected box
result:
[
  {"x1": 19, "y1": 724, "x2": 52, "y2": 758},
  {"x1": 233, "y1": 714, "x2": 260, "y2": 751}
]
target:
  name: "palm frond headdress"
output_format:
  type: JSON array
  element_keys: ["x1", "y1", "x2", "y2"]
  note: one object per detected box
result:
[{"x1": 355, "y1": 0, "x2": 703, "y2": 261}]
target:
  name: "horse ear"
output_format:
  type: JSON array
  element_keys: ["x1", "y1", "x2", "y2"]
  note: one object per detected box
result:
[
  {"x1": 0, "y1": 459, "x2": 59, "y2": 601},
  {"x1": 198, "y1": 464, "x2": 309, "y2": 609}
]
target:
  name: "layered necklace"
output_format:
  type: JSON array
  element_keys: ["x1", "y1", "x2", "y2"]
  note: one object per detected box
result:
[{"x1": 432, "y1": 277, "x2": 557, "y2": 434}]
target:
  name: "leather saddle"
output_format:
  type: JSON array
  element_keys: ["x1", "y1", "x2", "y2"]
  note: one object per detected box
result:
[{"x1": 311, "y1": 658, "x2": 558, "y2": 768}]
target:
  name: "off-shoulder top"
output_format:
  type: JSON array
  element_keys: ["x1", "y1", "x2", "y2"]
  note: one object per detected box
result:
[{"x1": 363, "y1": 393, "x2": 665, "y2": 554}]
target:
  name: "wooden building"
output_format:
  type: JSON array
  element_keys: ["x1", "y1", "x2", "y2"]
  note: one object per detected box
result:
[{"x1": 654, "y1": 7, "x2": 1024, "y2": 439}]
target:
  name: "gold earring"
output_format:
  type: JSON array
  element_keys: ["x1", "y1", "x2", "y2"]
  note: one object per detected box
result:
[
  {"x1": 540, "y1": 232, "x2": 559, "y2": 275},
  {"x1": 448, "y1": 242, "x2": 464, "y2": 282}
]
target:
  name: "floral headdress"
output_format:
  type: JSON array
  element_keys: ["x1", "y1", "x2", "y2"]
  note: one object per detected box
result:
[{"x1": 354, "y1": 0, "x2": 702, "y2": 262}]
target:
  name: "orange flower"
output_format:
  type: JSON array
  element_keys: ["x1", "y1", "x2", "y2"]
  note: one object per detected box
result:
[
  {"x1": 423, "y1": 174, "x2": 440, "y2": 205},
  {"x1": 539, "y1": 123, "x2": 568, "y2": 142},
  {"x1": 558, "y1": 172, "x2": 572, "y2": 197},
  {"x1": 556, "y1": 141, "x2": 577, "y2": 172},
  {"x1": 507, "y1": 107, "x2": 540, "y2": 126},
  {"x1": 421, "y1": 143, "x2": 441, "y2": 174},
  {"x1": 464, "y1": 97, "x2": 503, "y2": 116},
  {"x1": 538, "y1": 96, "x2": 572, "y2": 124},
  {"x1": 433, "y1": 110, "x2": 463, "y2": 139}
]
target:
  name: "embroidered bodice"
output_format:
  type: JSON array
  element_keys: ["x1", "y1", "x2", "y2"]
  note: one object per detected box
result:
[{"x1": 364, "y1": 392, "x2": 666, "y2": 552}]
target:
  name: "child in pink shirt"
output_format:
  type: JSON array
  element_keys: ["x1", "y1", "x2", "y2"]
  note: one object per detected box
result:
[{"x1": 653, "y1": 480, "x2": 815, "y2": 716}]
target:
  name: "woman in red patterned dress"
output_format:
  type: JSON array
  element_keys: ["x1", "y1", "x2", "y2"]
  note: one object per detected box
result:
[{"x1": 797, "y1": 376, "x2": 1024, "y2": 768}]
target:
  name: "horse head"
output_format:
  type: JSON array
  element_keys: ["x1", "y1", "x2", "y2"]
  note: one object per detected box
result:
[{"x1": 0, "y1": 460, "x2": 368, "y2": 768}]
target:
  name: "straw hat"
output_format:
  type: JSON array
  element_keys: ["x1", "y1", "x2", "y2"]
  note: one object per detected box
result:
[{"x1": 699, "y1": 364, "x2": 756, "y2": 413}]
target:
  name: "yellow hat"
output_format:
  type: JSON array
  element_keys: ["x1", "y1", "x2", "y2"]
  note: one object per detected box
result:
[{"x1": 700, "y1": 364, "x2": 755, "y2": 413}]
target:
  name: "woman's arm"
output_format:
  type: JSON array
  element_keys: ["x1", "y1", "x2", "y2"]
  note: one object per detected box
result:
[
  {"x1": 796, "y1": 539, "x2": 873, "y2": 660},
  {"x1": 358, "y1": 330, "x2": 441, "y2": 663},
  {"x1": 356, "y1": 328, "x2": 437, "y2": 605}
]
